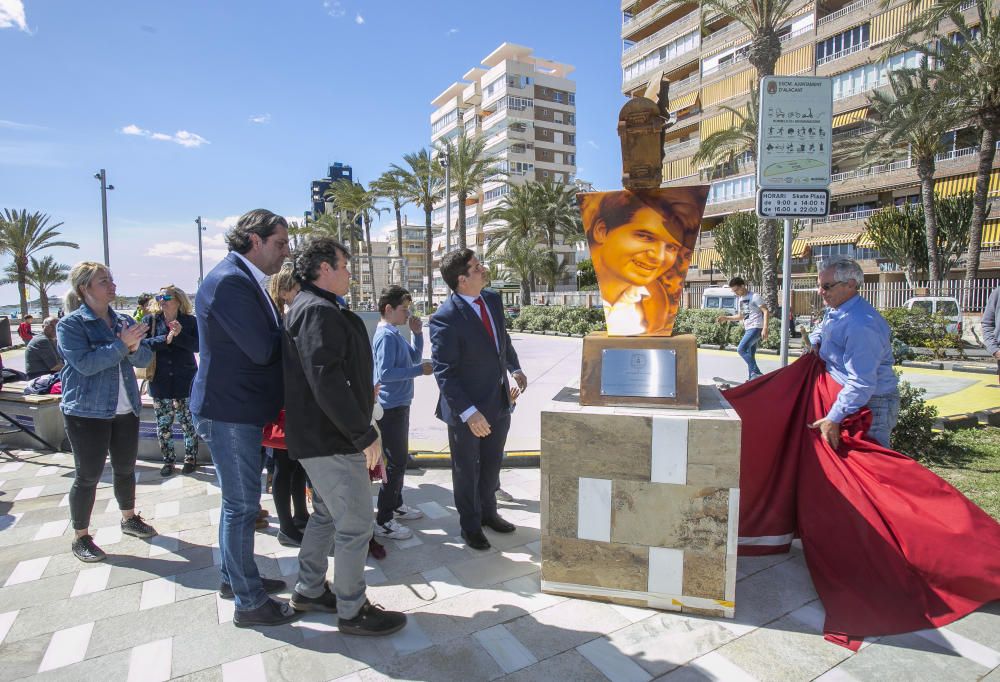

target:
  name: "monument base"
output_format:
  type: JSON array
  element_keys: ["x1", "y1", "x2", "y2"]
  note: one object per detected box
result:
[
  {"x1": 540, "y1": 383, "x2": 741, "y2": 618},
  {"x1": 580, "y1": 333, "x2": 698, "y2": 409}
]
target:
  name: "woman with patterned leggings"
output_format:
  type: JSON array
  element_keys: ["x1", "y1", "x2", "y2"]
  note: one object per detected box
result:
[{"x1": 142, "y1": 285, "x2": 200, "y2": 476}]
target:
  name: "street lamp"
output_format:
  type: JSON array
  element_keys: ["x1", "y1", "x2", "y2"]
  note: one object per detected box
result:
[
  {"x1": 93, "y1": 169, "x2": 115, "y2": 266},
  {"x1": 440, "y1": 149, "x2": 451, "y2": 252},
  {"x1": 195, "y1": 216, "x2": 206, "y2": 288}
]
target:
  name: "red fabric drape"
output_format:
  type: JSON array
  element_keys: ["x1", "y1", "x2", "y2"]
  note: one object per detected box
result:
[
  {"x1": 262, "y1": 409, "x2": 286, "y2": 449},
  {"x1": 724, "y1": 354, "x2": 1000, "y2": 650}
]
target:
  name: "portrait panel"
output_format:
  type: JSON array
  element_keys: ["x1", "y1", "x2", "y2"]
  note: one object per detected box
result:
[{"x1": 577, "y1": 187, "x2": 708, "y2": 337}]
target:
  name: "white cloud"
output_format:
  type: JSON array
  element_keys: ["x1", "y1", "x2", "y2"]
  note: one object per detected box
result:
[
  {"x1": 587, "y1": 139, "x2": 599, "y2": 150},
  {"x1": 120, "y1": 124, "x2": 209, "y2": 148},
  {"x1": 447, "y1": 28, "x2": 459, "y2": 36},
  {"x1": 0, "y1": 0, "x2": 28, "y2": 32},
  {"x1": 146, "y1": 241, "x2": 198, "y2": 261},
  {"x1": 0, "y1": 119, "x2": 45, "y2": 130},
  {"x1": 323, "y1": 0, "x2": 345, "y2": 17},
  {"x1": 355, "y1": 13, "x2": 364, "y2": 24},
  {"x1": 249, "y1": 113, "x2": 271, "y2": 124}
]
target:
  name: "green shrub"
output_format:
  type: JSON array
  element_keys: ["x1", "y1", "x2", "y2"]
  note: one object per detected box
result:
[
  {"x1": 890, "y1": 376, "x2": 952, "y2": 460},
  {"x1": 891, "y1": 337, "x2": 916, "y2": 364},
  {"x1": 511, "y1": 306, "x2": 605, "y2": 334},
  {"x1": 883, "y1": 307, "x2": 963, "y2": 358}
]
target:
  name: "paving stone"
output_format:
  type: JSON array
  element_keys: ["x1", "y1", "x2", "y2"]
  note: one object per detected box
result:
[
  {"x1": 941, "y1": 601, "x2": 1000, "y2": 652},
  {"x1": 833, "y1": 631, "x2": 990, "y2": 681},
  {"x1": 730, "y1": 555, "x2": 818, "y2": 628},
  {"x1": 4, "y1": 582, "x2": 142, "y2": 644},
  {"x1": 372, "y1": 634, "x2": 505, "y2": 682},
  {"x1": 604, "y1": 611, "x2": 737, "y2": 677},
  {"x1": 169, "y1": 618, "x2": 304, "y2": 677},
  {"x1": 505, "y1": 598, "x2": 631, "y2": 661},
  {"x1": 450, "y1": 549, "x2": 538, "y2": 588},
  {"x1": 501, "y1": 648, "x2": 610, "y2": 682},
  {"x1": 0, "y1": 571, "x2": 75, "y2": 611}
]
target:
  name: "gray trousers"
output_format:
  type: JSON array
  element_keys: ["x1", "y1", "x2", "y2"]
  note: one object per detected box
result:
[{"x1": 297, "y1": 454, "x2": 372, "y2": 620}]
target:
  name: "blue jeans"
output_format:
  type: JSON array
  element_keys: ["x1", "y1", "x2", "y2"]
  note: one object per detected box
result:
[
  {"x1": 737, "y1": 327, "x2": 763, "y2": 378},
  {"x1": 867, "y1": 393, "x2": 900, "y2": 448},
  {"x1": 193, "y1": 415, "x2": 268, "y2": 611}
]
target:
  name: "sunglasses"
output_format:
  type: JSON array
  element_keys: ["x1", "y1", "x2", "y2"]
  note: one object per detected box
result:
[
  {"x1": 819, "y1": 281, "x2": 846, "y2": 292},
  {"x1": 155, "y1": 294, "x2": 174, "y2": 302}
]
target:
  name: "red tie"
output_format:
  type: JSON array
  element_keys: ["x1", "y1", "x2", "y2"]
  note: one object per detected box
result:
[{"x1": 474, "y1": 297, "x2": 497, "y2": 348}]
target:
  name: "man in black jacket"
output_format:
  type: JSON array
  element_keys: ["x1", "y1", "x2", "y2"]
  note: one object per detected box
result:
[{"x1": 282, "y1": 237, "x2": 406, "y2": 636}]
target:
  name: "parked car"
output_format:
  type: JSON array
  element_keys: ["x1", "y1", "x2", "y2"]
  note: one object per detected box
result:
[
  {"x1": 701, "y1": 287, "x2": 738, "y2": 314},
  {"x1": 902, "y1": 296, "x2": 962, "y2": 334}
]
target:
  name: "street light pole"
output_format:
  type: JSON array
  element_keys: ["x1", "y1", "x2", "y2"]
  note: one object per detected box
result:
[
  {"x1": 442, "y1": 150, "x2": 451, "y2": 252},
  {"x1": 94, "y1": 169, "x2": 114, "y2": 266},
  {"x1": 195, "y1": 216, "x2": 206, "y2": 288}
]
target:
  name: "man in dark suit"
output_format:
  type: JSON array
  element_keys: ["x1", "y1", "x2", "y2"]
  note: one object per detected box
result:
[
  {"x1": 191, "y1": 209, "x2": 293, "y2": 627},
  {"x1": 430, "y1": 248, "x2": 528, "y2": 550}
]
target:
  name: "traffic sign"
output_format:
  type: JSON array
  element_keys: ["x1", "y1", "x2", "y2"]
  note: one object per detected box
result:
[{"x1": 757, "y1": 189, "x2": 830, "y2": 217}]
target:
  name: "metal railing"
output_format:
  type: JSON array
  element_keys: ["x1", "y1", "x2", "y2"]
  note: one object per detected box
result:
[
  {"x1": 623, "y1": 0, "x2": 670, "y2": 30},
  {"x1": 666, "y1": 137, "x2": 700, "y2": 154},
  {"x1": 830, "y1": 146, "x2": 979, "y2": 182},
  {"x1": 670, "y1": 70, "x2": 701, "y2": 95},
  {"x1": 779, "y1": 24, "x2": 814, "y2": 43},
  {"x1": 812, "y1": 207, "x2": 879, "y2": 224},
  {"x1": 701, "y1": 20, "x2": 746, "y2": 48},
  {"x1": 622, "y1": 45, "x2": 700, "y2": 91},
  {"x1": 816, "y1": 40, "x2": 870, "y2": 66},
  {"x1": 623, "y1": 8, "x2": 699, "y2": 54},
  {"x1": 817, "y1": 0, "x2": 876, "y2": 27},
  {"x1": 832, "y1": 123, "x2": 877, "y2": 141},
  {"x1": 702, "y1": 52, "x2": 748, "y2": 77}
]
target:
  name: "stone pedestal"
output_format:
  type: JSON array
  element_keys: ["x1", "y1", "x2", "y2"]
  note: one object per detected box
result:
[
  {"x1": 540, "y1": 383, "x2": 741, "y2": 618},
  {"x1": 580, "y1": 333, "x2": 699, "y2": 409}
]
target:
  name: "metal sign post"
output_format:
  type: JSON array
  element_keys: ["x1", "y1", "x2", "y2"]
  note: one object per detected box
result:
[{"x1": 756, "y1": 76, "x2": 833, "y2": 365}]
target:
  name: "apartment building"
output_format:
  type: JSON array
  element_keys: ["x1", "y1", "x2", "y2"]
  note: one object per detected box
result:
[
  {"x1": 430, "y1": 43, "x2": 578, "y2": 295},
  {"x1": 383, "y1": 217, "x2": 430, "y2": 297},
  {"x1": 356, "y1": 239, "x2": 391, "y2": 306},
  {"x1": 620, "y1": 0, "x2": 1000, "y2": 285}
]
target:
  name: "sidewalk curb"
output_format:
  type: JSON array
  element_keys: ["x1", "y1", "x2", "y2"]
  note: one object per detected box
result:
[{"x1": 411, "y1": 450, "x2": 539, "y2": 468}]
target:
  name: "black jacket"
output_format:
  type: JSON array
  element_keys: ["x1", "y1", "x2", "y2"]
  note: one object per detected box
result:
[
  {"x1": 282, "y1": 283, "x2": 377, "y2": 458},
  {"x1": 141, "y1": 313, "x2": 199, "y2": 400}
]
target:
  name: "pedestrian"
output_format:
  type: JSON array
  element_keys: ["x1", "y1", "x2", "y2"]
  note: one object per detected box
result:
[
  {"x1": 980, "y1": 284, "x2": 1000, "y2": 383},
  {"x1": 17, "y1": 314, "x2": 34, "y2": 344},
  {"x1": 25, "y1": 316, "x2": 63, "y2": 378},
  {"x1": 283, "y1": 236, "x2": 406, "y2": 635},
  {"x1": 134, "y1": 294, "x2": 152, "y2": 323},
  {"x1": 142, "y1": 285, "x2": 200, "y2": 477},
  {"x1": 372, "y1": 285, "x2": 432, "y2": 541},
  {"x1": 190, "y1": 208, "x2": 293, "y2": 627},
  {"x1": 717, "y1": 276, "x2": 770, "y2": 381},
  {"x1": 56, "y1": 262, "x2": 158, "y2": 563},
  {"x1": 430, "y1": 248, "x2": 527, "y2": 551},
  {"x1": 807, "y1": 256, "x2": 899, "y2": 449}
]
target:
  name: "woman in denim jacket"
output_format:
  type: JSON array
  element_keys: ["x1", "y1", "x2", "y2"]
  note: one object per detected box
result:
[{"x1": 56, "y1": 261, "x2": 159, "y2": 563}]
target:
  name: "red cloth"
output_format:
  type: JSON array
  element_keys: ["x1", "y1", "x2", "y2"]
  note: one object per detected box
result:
[
  {"x1": 17, "y1": 322, "x2": 32, "y2": 344},
  {"x1": 473, "y1": 297, "x2": 497, "y2": 348},
  {"x1": 262, "y1": 409, "x2": 286, "y2": 449},
  {"x1": 724, "y1": 354, "x2": 1000, "y2": 650}
]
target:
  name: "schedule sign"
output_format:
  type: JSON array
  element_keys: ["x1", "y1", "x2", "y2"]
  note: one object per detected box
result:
[{"x1": 756, "y1": 76, "x2": 832, "y2": 217}]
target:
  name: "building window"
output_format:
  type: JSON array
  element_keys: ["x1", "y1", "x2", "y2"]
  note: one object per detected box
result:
[
  {"x1": 568, "y1": 93, "x2": 575, "y2": 104},
  {"x1": 431, "y1": 108, "x2": 459, "y2": 135},
  {"x1": 831, "y1": 49, "x2": 922, "y2": 100},
  {"x1": 622, "y1": 29, "x2": 700, "y2": 84},
  {"x1": 816, "y1": 23, "x2": 870, "y2": 63},
  {"x1": 565, "y1": 133, "x2": 576, "y2": 145}
]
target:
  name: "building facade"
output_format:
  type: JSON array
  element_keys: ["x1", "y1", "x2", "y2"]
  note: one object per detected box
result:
[
  {"x1": 430, "y1": 43, "x2": 579, "y2": 298},
  {"x1": 383, "y1": 217, "x2": 430, "y2": 297},
  {"x1": 620, "y1": 0, "x2": 1000, "y2": 289},
  {"x1": 310, "y1": 162, "x2": 354, "y2": 216}
]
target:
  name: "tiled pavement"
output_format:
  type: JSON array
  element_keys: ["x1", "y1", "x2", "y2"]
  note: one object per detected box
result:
[{"x1": 0, "y1": 450, "x2": 998, "y2": 682}]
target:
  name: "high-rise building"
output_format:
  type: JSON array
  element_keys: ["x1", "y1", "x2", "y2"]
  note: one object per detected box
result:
[
  {"x1": 383, "y1": 216, "x2": 429, "y2": 296},
  {"x1": 430, "y1": 43, "x2": 578, "y2": 266},
  {"x1": 310, "y1": 162, "x2": 354, "y2": 216},
  {"x1": 620, "y1": 0, "x2": 1000, "y2": 285}
]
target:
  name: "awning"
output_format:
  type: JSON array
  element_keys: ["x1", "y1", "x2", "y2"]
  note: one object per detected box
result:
[
  {"x1": 856, "y1": 232, "x2": 876, "y2": 249},
  {"x1": 694, "y1": 247, "x2": 719, "y2": 270},
  {"x1": 669, "y1": 90, "x2": 700, "y2": 113},
  {"x1": 832, "y1": 107, "x2": 870, "y2": 129},
  {"x1": 807, "y1": 232, "x2": 862, "y2": 247},
  {"x1": 666, "y1": 155, "x2": 697, "y2": 180},
  {"x1": 935, "y1": 169, "x2": 1000, "y2": 197},
  {"x1": 983, "y1": 219, "x2": 1000, "y2": 248},
  {"x1": 775, "y1": 44, "x2": 813, "y2": 77},
  {"x1": 702, "y1": 68, "x2": 754, "y2": 108},
  {"x1": 871, "y1": 0, "x2": 933, "y2": 45},
  {"x1": 791, "y1": 239, "x2": 807, "y2": 257}
]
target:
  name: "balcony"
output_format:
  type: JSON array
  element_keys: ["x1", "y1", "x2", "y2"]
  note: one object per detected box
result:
[
  {"x1": 669, "y1": 70, "x2": 701, "y2": 95},
  {"x1": 622, "y1": 44, "x2": 699, "y2": 92},
  {"x1": 622, "y1": 8, "x2": 699, "y2": 56},
  {"x1": 665, "y1": 137, "x2": 700, "y2": 156},
  {"x1": 812, "y1": 207, "x2": 879, "y2": 225},
  {"x1": 830, "y1": 146, "x2": 979, "y2": 183},
  {"x1": 817, "y1": 40, "x2": 869, "y2": 66},
  {"x1": 701, "y1": 21, "x2": 746, "y2": 51},
  {"x1": 817, "y1": 0, "x2": 876, "y2": 27},
  {"x1": 702, "y1": 52, "x2": 748, "y2": 78},
  {"x1": 622, "y1": 0, "x2": 671, "y2": 36}
]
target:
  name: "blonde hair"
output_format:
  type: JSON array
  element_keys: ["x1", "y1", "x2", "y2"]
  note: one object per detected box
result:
[
  {"x1": 148, "y1": 285, "x2": 193, "y2": 316},
  {"x1": 64, "y1": 261, "x2": 109, "y2": 312},
  {"x1": 268, "y1": 260, "x2": 298, "y2": 308}
]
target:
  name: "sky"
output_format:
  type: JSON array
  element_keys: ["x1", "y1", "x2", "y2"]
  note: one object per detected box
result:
[{"x1": 0, "y1": 0, "x2": 626, "y2": 305}]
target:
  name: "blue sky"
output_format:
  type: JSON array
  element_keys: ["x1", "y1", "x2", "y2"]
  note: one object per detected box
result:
[{"x1": 0, "y1": 0, "x2": 625, "y2": 305}]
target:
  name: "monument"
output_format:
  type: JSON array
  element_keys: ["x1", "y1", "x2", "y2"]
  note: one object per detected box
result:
[{"x1": 539, "y1": 77, "x2": 743, "y2": 618}]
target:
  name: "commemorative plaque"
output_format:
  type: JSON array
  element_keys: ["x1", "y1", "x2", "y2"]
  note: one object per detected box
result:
[{"x1": 600, "y1": 348, "x2": 677, "y2": 398}]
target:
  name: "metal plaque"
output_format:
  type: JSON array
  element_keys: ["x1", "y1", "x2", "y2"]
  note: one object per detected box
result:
[{"x1": 600, "y1": 348, "x2": 677, "y2": 398}]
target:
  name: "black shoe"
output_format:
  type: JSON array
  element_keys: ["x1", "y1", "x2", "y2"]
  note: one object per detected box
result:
[
  {"x1": 160, "y1": 463, "x2": 174, "y2": 477},
  {"x1": 483, "y1": 515, "x2": 516, "y2": 533},
  {"x1": 72, "y1": 534, "x2": 106, "y2": 563},
  {"x1": 290, "y1": 583, "x2": 337, "y2": 613},
  {"x1": 461, "y1": 529, "x2": 491, "y2": 550},
  {"x1": 405, "y1": 454, "x2": 421, "y2": 470},
  {"x1": 181, "y1": 460, "x2": 197, "y2": 474},
  {"x1": 219, "y1": 576, "x2": 287, "y2": 600},
  {"x1": 121, "y1": 514, "x2": 157, "y2": 538},
  {"x1": 338, "y1": 600, "x2": 406, "y2": 636},
  {"x1": 277, "y1": 529, "x2": 302, "y2": 547},
  {"x1": 233, "y1": 598, "x2": 300, "y2": 628}
]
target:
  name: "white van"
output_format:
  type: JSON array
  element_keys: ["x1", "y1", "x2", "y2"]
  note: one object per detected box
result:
[
  {"x1": 702, "y1": 286, "x2": 738, "y2": 313},
  {"x1": 903, "y1": 296, "x2": 962, "y2": 334}
]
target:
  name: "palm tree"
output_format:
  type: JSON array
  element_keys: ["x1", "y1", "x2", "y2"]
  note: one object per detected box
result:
[
  {"x1": 929, "y1": 2, "x2": 1000, "y2": 305},
  {"x1": 692, "y1": 92, "x2": 758, "y2": 179},
  {"x1": 531, "y1": 179, "x2": 584, "y2": 252},
  {"x1": 392, "y1": 149, "x2": 444, "y2": 309},
  {"x1": 437, "y1": 134, "x2": 505, "y2": 250},
  {"x1": 495, "y1": 236, "x2": 545, "y2": 306},
  {"x1": 843, "y1": 62, "x2": 956, "y2": 284},
  {"x1": 863, "y1": 204, "x2": 928, "y2": 288},
  {"x1": 536, "y1": 250, "x2": 571, "y2": 291},
  {"x1": 483, "y1": 183, "x2": 539, "y2": 258},
  {"x1": 0, "y1": 210, "x2": 78, "y2": 317},
  {"x1": 325, "y1": 181, "x2": 383, "y2": 305},
  {"x1": 371, "y1": 170, "x2": 412, "y2": 286},
  {"x1": 26, "y1": 256, "x2": 69, "y2": 318}
]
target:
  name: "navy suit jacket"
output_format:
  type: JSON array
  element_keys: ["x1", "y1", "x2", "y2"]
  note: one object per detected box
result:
[
  {"x1": 190, "y1": 252, "x2": 283, "y2": 425},
  {"x1": 430, "y1": 288, "x2": 521, "y2": 425}
]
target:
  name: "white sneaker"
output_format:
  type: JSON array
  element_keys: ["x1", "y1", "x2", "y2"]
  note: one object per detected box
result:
[
  {"x1": 374, "y1": 518, "x2": 413, "y2": 540},
  {"x1": 394, "y1": 504, "x2": 424, "y2": 520}
]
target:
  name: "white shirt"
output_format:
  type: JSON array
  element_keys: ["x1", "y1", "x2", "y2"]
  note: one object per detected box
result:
[
  {"x1": 234, "y1": 252, "x2": 279, "y2": 325},
  {"x1": 115, "y1": 366, "x2": 132, "y2": 414},
  {"x1": 458, "y1": 292, "x2": 499, "y2": 352},
  {"x1": 602, "y1": 286, "x2": 650, "y2": 335},
  {"x1": 739, "y1": 292, "x2": 765, "y2": 330}
]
